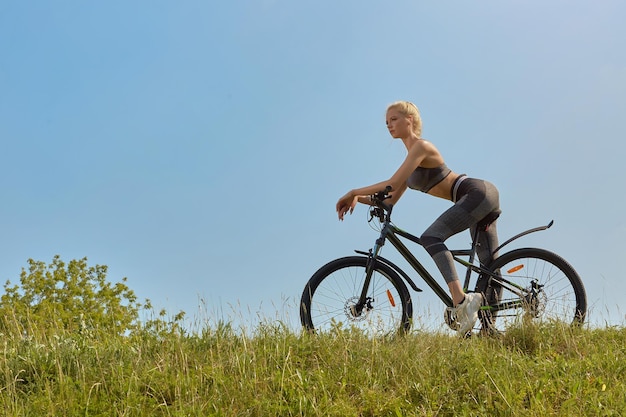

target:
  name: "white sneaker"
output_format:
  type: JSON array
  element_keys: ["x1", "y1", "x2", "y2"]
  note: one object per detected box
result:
[{"x1": 455, "y1": 293, "x2": 483, "y2": 335}]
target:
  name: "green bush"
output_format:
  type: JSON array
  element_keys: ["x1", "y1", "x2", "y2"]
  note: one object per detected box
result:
[{"x1": 0, "y1": 256, "x2": 141, "y2": 336}]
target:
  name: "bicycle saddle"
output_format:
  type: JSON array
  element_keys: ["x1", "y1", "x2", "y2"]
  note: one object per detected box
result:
[{"x1": 477, "y1": 210, "x2": 501, "y2": 231}]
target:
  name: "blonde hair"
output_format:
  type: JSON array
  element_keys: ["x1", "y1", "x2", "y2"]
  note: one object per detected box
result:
[{"x1": 387, "y1": 101, "x2": 422, "y2": 137}]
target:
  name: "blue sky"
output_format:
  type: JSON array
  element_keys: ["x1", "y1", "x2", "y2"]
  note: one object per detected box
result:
[{"x1": 1, "y1": 0, "x2": 624, "y2": 331}]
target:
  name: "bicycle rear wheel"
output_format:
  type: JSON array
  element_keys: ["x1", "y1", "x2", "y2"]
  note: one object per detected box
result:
[
  {"x1": 478, "y1": 248, "x2": 586, "y2": 333},
  {"x1": 300, "y1": 256, "x2": 412, "y2": 335}
]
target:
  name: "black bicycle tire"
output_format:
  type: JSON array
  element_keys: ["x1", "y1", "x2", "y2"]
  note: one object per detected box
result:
[
  {"x1": 477, "y1": 247, "x2": 586, "y2": 333},
  {"x1": 300, "y1": 256, "x2": 413, "y2": 334}
]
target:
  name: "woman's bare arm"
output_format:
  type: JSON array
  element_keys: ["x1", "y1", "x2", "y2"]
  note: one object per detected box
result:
[{"x1": 336, "y1": 141, "x2": 435, "y2": 219}]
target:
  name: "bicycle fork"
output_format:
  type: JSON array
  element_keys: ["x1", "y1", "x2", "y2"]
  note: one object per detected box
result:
[{"x1": 350, "y1": 232, "x2": 388, "y2": 318}]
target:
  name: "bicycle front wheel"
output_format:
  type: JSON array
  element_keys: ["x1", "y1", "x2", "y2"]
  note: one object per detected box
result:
[
  {"x1": 479, "y1": 248, "x2": 586, "y2": 333},
  {"x1": 300, "y1": 256, "x2": 412, "y2": 335}
]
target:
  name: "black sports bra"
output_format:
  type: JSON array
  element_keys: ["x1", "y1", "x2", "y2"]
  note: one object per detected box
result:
[{"x1": 406, "y1": 163, "x2": 452, "y2": 193}]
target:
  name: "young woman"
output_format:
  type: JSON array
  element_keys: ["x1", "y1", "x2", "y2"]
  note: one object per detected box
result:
[{"x1": 335, "y1": 101, "x2": 501, "y2": 335}]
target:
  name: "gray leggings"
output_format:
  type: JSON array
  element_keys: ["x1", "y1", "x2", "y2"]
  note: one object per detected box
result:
[{"x1": 420, "y1": 177, "x2": 500, "y2": 284}]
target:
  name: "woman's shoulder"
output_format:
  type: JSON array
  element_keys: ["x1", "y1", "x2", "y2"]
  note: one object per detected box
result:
[{"x1": 414, "y1": 138, "x2": 441, "y2": 154}]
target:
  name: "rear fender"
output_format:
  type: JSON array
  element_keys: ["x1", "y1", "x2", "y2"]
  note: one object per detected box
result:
[{"x1": 493, "y1": 220, "x2": 554, "y2": 255}]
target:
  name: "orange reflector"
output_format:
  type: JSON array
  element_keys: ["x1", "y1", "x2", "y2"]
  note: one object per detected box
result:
[
  {"x1": 386, "y1": 289, "x2": 396, "y2": 307},
  {"x1": 507, "y1": 264, "x2": 524, "y2": 274}
]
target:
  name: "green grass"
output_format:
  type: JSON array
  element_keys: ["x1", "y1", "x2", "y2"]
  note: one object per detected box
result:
[{"x1": 2, "y1": 319, "x2": 626, "y2": 416}]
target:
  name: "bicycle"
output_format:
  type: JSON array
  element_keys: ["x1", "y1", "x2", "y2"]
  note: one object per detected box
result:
[{"x1": 300, "y1": 186, "x2": 587, "y2": 336}]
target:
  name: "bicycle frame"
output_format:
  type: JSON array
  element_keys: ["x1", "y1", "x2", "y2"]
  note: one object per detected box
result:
[
  {"x1": 357, "y1": 221, "x2": 456, "y2": 309},
  {"x1": 354, "y1": 207, "x2": 555, "y2": 314}
]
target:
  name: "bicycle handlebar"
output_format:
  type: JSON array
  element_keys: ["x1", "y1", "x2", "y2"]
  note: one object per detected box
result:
[{"x1": 369, "y1": 186, "x2": 394, "y2": 222}]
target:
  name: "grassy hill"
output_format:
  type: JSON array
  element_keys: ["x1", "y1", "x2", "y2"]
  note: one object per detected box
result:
[{"x1": 2, "y1": 319, "x2": 625, "y2": 416}]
